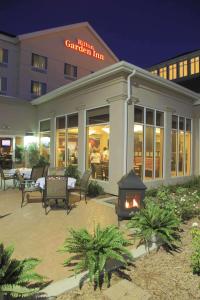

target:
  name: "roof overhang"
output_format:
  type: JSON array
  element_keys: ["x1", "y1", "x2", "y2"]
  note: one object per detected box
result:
[{"x1": 31, "y1": 60, "x2": 200, "y2": 106}]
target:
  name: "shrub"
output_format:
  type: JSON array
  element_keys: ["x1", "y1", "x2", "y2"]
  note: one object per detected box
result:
[
  {"x1": 26, "y1": 143, "x2": 40, "y2": 167},
  {"x1": 15, "y1": 145, "x2": 24, "y2": 163},
  {"x1": 0, "y1": 242, "x2": 44, "y2": 298},
  {"x1": 36, "y1": 155, "x2": 49, "y2": 167},
  {"x1": 87, "y1": 181, "x2": 104, "y2": 197},
  {"x1": 127, "y1": 201, "x2": 181, "y2": 250},
  {"x1": 191, "y1": 227, "x2": 200, "y2": 275},
  {"x1": 64, "y1": 165, "x2": 80, "y2": 182},
  {"x1": 60, "y1": 224, "x2": 133, "y2": 288}
]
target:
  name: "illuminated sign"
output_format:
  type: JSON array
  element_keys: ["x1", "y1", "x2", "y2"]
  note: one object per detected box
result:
[{"x1": 64, "y1": 38, "x2": 105, "y2": 61}]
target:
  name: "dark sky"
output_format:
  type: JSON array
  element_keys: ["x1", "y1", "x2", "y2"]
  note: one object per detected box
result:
[{"x1": 0, "y1": 0, "x2": 199, "y2": 68}]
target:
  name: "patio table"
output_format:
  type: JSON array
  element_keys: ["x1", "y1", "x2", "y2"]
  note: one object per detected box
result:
[
  {"x1": 3, "y1": 168, "x2": 32, "y2": 178},
  {"x1": 35, "y1": 177, "x2": 76, "y2": 190}
]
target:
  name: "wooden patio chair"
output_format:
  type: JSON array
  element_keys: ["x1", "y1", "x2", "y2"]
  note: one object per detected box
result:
[
  {"x1": 0, "y1": 166, "x2": 15, "y2": 191},
  {"x1": 16, "y1": 171, "x2": 42, "y2": 207},
  {"x1": 43, "y1": 175, "x2": 70, "y2": 215},
  {"x1": 69, "y1": 169, "x2": 91, "y2": 203},
  {"x1": 42, "y1": 164, "x2": 49, "y2": 177}
]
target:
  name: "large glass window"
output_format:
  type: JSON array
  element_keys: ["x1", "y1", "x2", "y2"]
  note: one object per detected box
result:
[
  {"x1": 55, "y1": 114, "x2": 78, "y2": 168},
  {"x1": 179, "y1": 60, "x2": 188, "y2": 78},
  {"x1": 39, "y1": 120, "x2": 51, "y2": 161},
  {"x1": 32, "y1": 53, "x2": 47, "y2": 70},
  {"x1": 67, "y1": 114, "x2": 78, "y2": 165},
  {"x1": 0, "y1": 48, "x2": 8, "y2": 64},
  {"x1": 39, "y1": 120, "x2": 51, "y2": 163},
  {"x1": 169, "y1": 63, "x2": 177, "y2": 80},
  {"x1": 171, "y1": 116, "x2": 192, "y2": 177},
  {"x1": 190, "y1": 57, "x2": 199, "y2": 75},
  {"x1": 86, "y1": 106, "x2": 109, "y2": 181},
  {"x1": 56, "y1": 116, "x2": 66, "y2": 168},
  {"x1": 134, "y1": 106, "x2": 164, "y2": 180},
  {"x1": 151, "y1": 70, "x2": 158, "y2": 75}
]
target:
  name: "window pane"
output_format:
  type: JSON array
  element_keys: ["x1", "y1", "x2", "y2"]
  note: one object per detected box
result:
[
  {"x1": 56, "y1": 128, "x2": 66, "y2": 168},
  {"x1": 179, "y1": 117, "x2": 185, "y2": 130},
  {"x1": 186, "y1": 119, "x2": 191, "y2": 132},
  {"x1": 86, "y1": 124, "x2": 109, "y2": 181},
  {"x1": 67, "y1": 128, "x2": 78, "y2": 165},
  {"x1": 40, "y1": 120, "x2": 50, "y2": 132},
  {"x1": 172, "y1": 115, "x2": 178, "y2": 129},
  {"x1": 134, "y1": 106, "x2": 144, "y2": 123},
  {"x1": 178, "y1": 131, "x2": 184, "y2": 176},
  {"x1": 171, "y1": 130, "x2": 177, "y2": 176},
  {"x1": 67, "y1": 114, "x2": 78, "y2": 128},
  {"x1": 134, "y1": 124, "x2": 143, "y2": 178},
  {"x1": 145, "y1": 126, "x2": 154, "y2": 179},
  {"x1": 56, "y1": 116, "x2": 65, "y2": 129},
  {"x1": 156, "y1": 111, "x2": 164, "y2": 127},
  {"x1": 146, "y1": 109, "x2": 154, "y2": 125},
  {"x1": 39, "y1": 132, "x2": 50, "y2": 162},
  {"x1": 32, "y1": 53, "x2": 47, "y2": 70},
  {"x1": 87, "y1": 106, "x2": 109, "y2": 125},
  {"x1": 185, "y1": 131, "x2": 191, "y2": 176},
  {"x1": 155, "y1": 128, "x2": 163, "y2": 178}
]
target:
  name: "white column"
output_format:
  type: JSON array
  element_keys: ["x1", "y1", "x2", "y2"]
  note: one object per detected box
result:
[{"x1": 78, "y1": 108, "x2": 86, "y2": 174}]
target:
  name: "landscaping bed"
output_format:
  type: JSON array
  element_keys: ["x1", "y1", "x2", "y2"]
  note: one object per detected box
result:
[{"x1": 57, "y1": 218, "x2": 200, "y2": 300}]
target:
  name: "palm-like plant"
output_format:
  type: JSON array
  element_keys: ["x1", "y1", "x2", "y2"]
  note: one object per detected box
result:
[
  {"x1": 60, "y1": 224, "x2": 133, "y2": 288},
  {"x1": 0, "y1": 243, "x2": 44, "y2": 298},
  {"x1": 127, "y1": 201, "x2": 181, "y2": 250}
]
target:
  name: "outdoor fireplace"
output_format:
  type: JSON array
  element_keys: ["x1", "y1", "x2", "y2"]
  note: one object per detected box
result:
[{"x1": 116, "y1": 170, "x2": 146, "y2": 220}]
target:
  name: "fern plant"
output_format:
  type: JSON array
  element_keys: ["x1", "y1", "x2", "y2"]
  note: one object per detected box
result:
[
  {"x1": 0, "y1": 242, "x2": 44, "y2": 298},
  {"x1": 60, "y1": 224, "x2": 133, "y2": 288},
  {"x1": 127, "y1": 201, "x2": 181, "y2": 250}
]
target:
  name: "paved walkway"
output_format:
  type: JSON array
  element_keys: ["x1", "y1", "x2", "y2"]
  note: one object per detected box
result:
[{"x1": 0, "y1": 187, "x2": 118, "y2": 282}]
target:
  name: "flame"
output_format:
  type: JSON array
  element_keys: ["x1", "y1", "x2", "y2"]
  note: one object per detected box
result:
[
  {"x1": 125, "y1": 200, "x2": 130, "y2": 209},
  {"x1": 133, "y1": 198, "x2": 139, "y2": 208}
]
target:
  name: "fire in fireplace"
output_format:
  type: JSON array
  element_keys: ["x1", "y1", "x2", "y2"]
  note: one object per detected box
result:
[{"x1": 116, "y1": 170, "x2": 146, "y2": 220}]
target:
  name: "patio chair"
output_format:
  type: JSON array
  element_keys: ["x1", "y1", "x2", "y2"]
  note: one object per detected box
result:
[
  {"x1": 42, "y1": 164, "x2": 49, "y2": 177},
  {"x1": 24, "y1": 166, "x2": 44, "y2": 182},
  {"x1": 0, "y1": 166, "x2": 15, "y2": 191},
  {"x1": 43, "y1": 176, "x2": 70, "y2": 215},
  {"x1": 69, "y1": 169, "x2": 91, "y2": 203},
  {"x1": 16, "y1": 171, "x2": 42, "y2": 207}
]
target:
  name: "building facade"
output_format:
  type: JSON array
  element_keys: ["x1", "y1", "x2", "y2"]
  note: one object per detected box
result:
[
  {"x1": 148, "y1": 50, "x2": 200, "y2": 93},
  {"x1": 29, "y1": 61, "x2": 200, "y2": 194},
  {"x1": 0, "y1": 22, "x2": 118, "y2": 101}
]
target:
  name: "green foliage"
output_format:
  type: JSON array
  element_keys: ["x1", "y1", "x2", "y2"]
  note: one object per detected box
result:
[
  {"x1": 0, "y1": 242, "x2": 44, "y2": 298},
  {"x1": 60, "y1": 225, "x2": 133, "y2": 288},
  {"x1": 128, "y1": 201, "x2": 181, "y2": 250},
  {"x1": 15, "y1": 145, "x2": 24, "y2": 163},
  {"x1": 87, "y1": 181, "x2": 104, "y2": 197},
  {"x1": 64, "y1": 165, "x2": 80, "y2": 182},
  {"x1": 26, "y1": 143, "x2": 40, "y2": 167},
  {"x1": 35, "y1": 155, "x2": 49, "y2": 167},
  {"x1": 191, "y1": 227, "x2": 200, "y2": 275},
  {"x1": 145, "y1": 184, "x2": 200, "y2": 222}
]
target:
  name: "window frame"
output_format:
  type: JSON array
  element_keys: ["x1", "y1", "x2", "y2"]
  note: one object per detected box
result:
[
  {"x1": 171, "y1": 115, "x2": 192, "y2": 177},
  {"x1": 0, "y1": 48, "x2": 8, "y2": 66},
  {"x1": 31, "y1": 80, "x2": 47, "y2": 98},
  {"x1": 31, "y1": 53, "x2": 48, "y2": 72},
  {"x1": 134, "y1": 105, "x2": 165, "y2": 181},
  {"x1": 64, "y1": 63, "x2": 78, "y2": 80},
  {"x1": 0, "y1": 77, "x2": 7, "y2": 95}
]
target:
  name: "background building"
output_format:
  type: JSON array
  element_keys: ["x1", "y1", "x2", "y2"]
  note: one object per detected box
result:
[
  {"x1": 0, "y1": 22, "x2": 118, "y2": 101},
  {"x1": 148, "y1": 50, "x2": 200, "y2": 93}
]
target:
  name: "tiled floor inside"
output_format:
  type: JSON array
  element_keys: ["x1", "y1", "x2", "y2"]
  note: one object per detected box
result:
[{"x1": 0, "y1": 185, "x2": 119, "y2": 282}]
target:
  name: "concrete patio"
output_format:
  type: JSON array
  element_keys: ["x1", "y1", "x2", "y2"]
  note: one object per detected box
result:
[{"x1": 0, "y1": 186, "x2": 118, "y2": 282}]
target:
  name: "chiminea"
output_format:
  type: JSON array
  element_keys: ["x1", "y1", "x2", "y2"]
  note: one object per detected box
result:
[{"x1": 116, "y1": 170, "x2": 146, "y2": 220}]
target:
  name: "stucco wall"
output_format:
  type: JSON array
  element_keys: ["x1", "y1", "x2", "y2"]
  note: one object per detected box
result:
[{"x1": 18, "y1": 25, "x2": 117, "y2": 100}]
